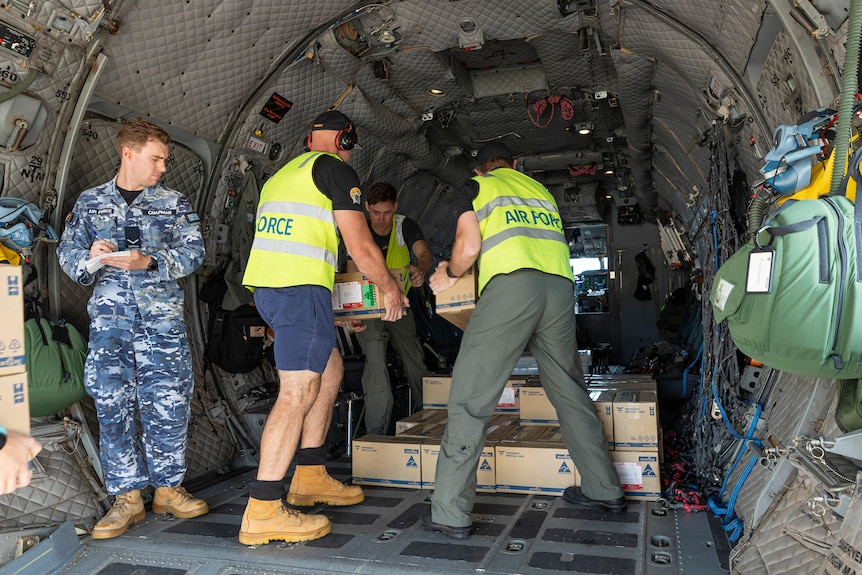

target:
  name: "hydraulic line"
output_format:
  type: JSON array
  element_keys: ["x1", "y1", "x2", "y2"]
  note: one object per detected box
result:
[
  {"x1": 829, "y1": 0, "x2": 862, "y2": 195},
  {"x1": 747, "y1": 195, "x2": 767, "y2": 237}
]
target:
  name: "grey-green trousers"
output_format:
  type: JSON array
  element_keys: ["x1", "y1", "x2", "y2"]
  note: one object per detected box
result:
[
  {"x1": 431, "y1": 270, "x2": 623, "y2": 527},
  {"x1": 357, "y1": 312, "x2": 426, "y2": 434}
]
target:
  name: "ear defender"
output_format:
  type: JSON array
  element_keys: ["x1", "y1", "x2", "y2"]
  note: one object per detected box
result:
[
  {"x1": 335, "y1": 125, "x2": 357, "y2": 151},
  {"x1": 304, "y1": 133, "x2": 312, "y2": 152}
]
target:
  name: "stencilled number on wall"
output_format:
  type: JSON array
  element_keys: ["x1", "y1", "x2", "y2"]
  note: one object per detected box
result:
[
  {"x1": 0, "y1": 66, "x2": 19, "y2": 83},
  {"x1": 56, "y1": 87, "x2": 71, "y2": 104},
  {"x1": 21, "y1": 155, "x2": 44, "y2": 183},
  {"x1": 80, "y1": 126, "x2": 99, "y2": 142}
]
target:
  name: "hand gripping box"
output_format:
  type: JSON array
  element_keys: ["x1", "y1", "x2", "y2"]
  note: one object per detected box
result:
[
  {"x1": 332, "y1": 269, "x2": 406, "y2": 322},
  {"x1": 434, "y1": 265, "x2": 478, "y2": 330},
  {"x1": 0, "y1": 265, "x2": 25, "y2": 376}
]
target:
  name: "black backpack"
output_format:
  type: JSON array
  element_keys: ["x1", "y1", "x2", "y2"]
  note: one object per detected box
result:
[{"x1": 200, "y1": 272, "x2": 267, "y2": 373}]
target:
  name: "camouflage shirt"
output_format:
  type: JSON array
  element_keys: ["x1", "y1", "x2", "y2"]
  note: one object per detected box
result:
[{"x1": 58, "y1": 179, "x2": 204, "y2": 328}]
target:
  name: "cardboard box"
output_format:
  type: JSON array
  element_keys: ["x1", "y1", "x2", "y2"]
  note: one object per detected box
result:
[
  {"x1": 590, "y1": 389, "x2": 616, "y2": 448},
  {"x1": 0, "y1": 265, "x2": 25, "y2": 376},
  {"x1": 422, "y1": 375, "x2": 526, "y2": 411},
  {"x1": 332, "y1": 269, "x2": 406, "y2": 322},
  {"x1": 396, "y1": 420, "x2": 446, "y2": 439},
  {"x1": 395, "y1": 408, "x2": 448, "y2": 435},
  {"x1": 421, "y1": 442, "x2": 496, "y2": 492},
  {"x1": 0, "y1": 372, "x2": 29, "y2": 434},
  {"x1": 611, "y1": 450, "x2": 661, "y2": 501},
  {"x1": 352, "y1": 435, "x2": 422, "y2": 488},
  {"x1": 612, "y1": 390, "x2": 659, "y2": 451},
  {"x1": 434, "y1": 266, "x2": 478, "y2": 330},
  {"x1": 518, "y1": 386, "x2": 558, "y2": 425},
  {"x1": 518, "y1": 386, "x2": 613, "y2": 449},
  {"x1": 495, "y1": 428, "x2": 578, "y2": 495}
]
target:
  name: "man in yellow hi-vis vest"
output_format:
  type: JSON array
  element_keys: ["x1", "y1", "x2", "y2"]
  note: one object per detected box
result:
[
  {"x1": 346, "y1": 182, "x2": 432, "y2": 434},
  {"x1": 239, "y1": 111, "x2": 408, "y2": 545},
  {"x1": 423, "y1": 142, "x2": 625, "y2": 539}
]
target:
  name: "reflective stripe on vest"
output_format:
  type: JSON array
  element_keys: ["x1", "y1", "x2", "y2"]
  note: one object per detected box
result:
[
  {"x1": 242, "y1": 151, "x2": 339, "y2": 289},
  {"x1": 385, "y1": 214, "x2": 411, "y2": 293},
  {"x1": 472, "y1": 168, "x2": 572, "y2": 294}
]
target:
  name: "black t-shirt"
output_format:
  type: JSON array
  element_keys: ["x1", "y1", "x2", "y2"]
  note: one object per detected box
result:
[
  {"x1": 347, "y1": 216, "x2": 424, "y2": 261},
  {"x1": 451, "y1": 179, "x2": 480, "y2": 218},
  {"x1": 372, "y1": 216, "x2": 424, "y2": 256},
  {"x1": 116, "y1": 185, "x2": 143, "y2": 206},
  {"x1": 311, "y1": 154, "x2": 364, "y2": 212}
]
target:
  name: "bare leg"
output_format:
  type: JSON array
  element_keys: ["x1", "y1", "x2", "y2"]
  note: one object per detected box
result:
[
  {"x1": 256, "y1": 369, "x2": 321, "y2": 481},
  {"x1": 300, "y1": 348, "x2": 343, "y2": 449}
]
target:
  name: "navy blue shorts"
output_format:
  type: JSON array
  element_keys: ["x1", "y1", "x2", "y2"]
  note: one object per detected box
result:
[{"x1": 253, "y1": 285, "x2": 337, "y2": 373}]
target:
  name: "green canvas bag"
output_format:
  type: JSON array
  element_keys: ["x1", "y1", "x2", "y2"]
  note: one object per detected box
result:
[
  {"x1": 709, "y1": 191, "x2": 862, "y2": 379},
  {"x1": 24, "y1": 302, "x2": 88, "y2": 416}
]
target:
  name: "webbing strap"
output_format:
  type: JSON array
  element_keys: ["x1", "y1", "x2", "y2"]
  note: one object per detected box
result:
[{"x1": 847, "y1": 144, "x2": 862, "y2": 281}]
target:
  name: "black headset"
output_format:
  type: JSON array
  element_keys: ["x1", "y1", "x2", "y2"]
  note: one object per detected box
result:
[{"x1": 305, "y1": 124, "x2": 358, "y2": 152}]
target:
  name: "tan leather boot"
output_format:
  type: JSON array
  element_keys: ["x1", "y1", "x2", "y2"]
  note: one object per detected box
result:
[
  {"x1": 152, "y1": 486, "x2": 209, "y2": 519},
  {"x1": 239, "y1": 497, "x2": 331, "y2": 545},
  {"x1": 286, "y1": 464, "x2": 365, "y2": 506},
  {"x1": 92, "y1": 490, "x2": 146, "y2": 539}
]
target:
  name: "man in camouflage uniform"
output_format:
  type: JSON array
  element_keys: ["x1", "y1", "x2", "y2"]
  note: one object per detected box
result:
[{"x1": 58, "y1": 118, "x2": 208, "y2": 539}]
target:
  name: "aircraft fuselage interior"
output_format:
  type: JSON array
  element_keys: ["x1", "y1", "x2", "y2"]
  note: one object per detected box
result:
[{"x1": 0, "y1": 1, "x2": 861, "y2": 575}]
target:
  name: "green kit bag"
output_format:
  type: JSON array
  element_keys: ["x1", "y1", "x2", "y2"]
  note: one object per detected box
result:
[
  {"x1": 709, "y1": 191, "x2": 862, "y2": 379},
  {"x1": 24, "y1": 302, "x2": 89, "y2": 416}
]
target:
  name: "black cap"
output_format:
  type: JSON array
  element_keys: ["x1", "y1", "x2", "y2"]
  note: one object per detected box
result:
[
  {"x1": 311, "y1": 110, "x2": 354, "y2": 132},
  {"x1": 475, "y1": 142, "x2": 514, "y2": 165}
]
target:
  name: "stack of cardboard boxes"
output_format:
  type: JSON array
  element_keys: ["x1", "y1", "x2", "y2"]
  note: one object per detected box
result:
[
  {"x1": 0, "y1": 265, "x2": 29, "y2": 436},
  {"x1": 353, "y1": 370, "x2": 662, "y2": 501},
  {"x1": 345, "y1": 265, "x2": 661, "y2": 501}
]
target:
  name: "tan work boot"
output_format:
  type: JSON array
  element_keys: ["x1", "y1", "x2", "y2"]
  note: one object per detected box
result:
[
  {"x1": 152, "y1": 486, "x2": 209, "y2": 519},
  {"x1": 286, "y1": 464, "x2": 365, "y2": 506},
  {"x1": 239, "y1": 497, "x2": 331, "y2": 545},
  {"x1": 92, "y1": 490, "x2": 146, "y2": 539}
]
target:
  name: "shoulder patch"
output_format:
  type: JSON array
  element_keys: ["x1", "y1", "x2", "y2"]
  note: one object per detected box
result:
[
  {"x1": 186, "y1": 212, "x2": 201, "y2": 223},
  {"x1": 349, "y1": 187, "x2": 361, "y2": 205}
]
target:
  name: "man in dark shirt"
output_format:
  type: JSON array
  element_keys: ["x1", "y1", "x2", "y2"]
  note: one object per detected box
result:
[{"x1": 346, "y1": 182, "x2": 431, "y2": 434}]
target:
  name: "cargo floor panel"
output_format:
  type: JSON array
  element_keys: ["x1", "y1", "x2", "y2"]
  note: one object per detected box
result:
[{"x1": 39, "y1": 464, "x2": 726, "y2": 575}]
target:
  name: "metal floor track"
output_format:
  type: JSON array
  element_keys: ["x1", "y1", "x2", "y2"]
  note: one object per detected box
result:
[{"x1": 6, "y1": 457, "x2": 729, "y2": 575}]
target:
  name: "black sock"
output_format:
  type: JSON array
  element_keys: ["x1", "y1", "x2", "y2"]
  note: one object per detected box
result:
[
  {"x1": 249, "y1": 480, "x2": 284, "y2": 501},
  {"x1": 294, "y1": 446, "x2": 325, "y2": 466}
]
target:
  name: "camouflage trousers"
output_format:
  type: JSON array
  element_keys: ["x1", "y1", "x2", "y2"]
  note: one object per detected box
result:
[{"x1": 85, "y1": 310, "x2": 193, "y2": 494}]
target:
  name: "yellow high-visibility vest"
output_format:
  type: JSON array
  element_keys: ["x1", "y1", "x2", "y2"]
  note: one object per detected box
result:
[
  {"x1": 243, "y1": 151, "x2": 339, "y2": 289},
  {"x1": 384, "y1": 214, "x2": 412, "y2": 293},
  {"x1": 472, "y1": 168, "x2": 572, "y2": 294}
]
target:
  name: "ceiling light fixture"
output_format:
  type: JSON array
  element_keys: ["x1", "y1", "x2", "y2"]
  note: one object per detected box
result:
[
  {"x1": 603, "y1": 167, "x2": 614, "y2": 175},
  {"x1": 429, "y1": 88, "x2": 445, "y2": 96},
  {"x1": 577, "y1": 123, "x2": 593, "y2": 135}
]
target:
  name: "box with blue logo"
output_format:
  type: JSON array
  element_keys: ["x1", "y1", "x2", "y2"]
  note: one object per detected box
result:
[
  {"x1": 494, "y1": 425, "x2": 579, "y2": 495},
  {"x1": 0, "y1": 372, "x2": 30, "y2": 434},
  {"x1": 351, "y1": 435, "x2": 422, "y2": 489},
  {"x1": 0, "y1": 265, "x2": 25, "y2": 377},
  {"x1": 612, "y1": 390, "x2": 659, "y2": 451},
  {"x1": 611, "y1": 450, "x2": 661, "y2": 501}
]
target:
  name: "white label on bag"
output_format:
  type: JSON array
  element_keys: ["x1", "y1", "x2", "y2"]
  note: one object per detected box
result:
[
  {"x1": 746, "y1": 250, "x2": 774, "y2": 293},
  {"x1": 713, "y1": 278, "x2": 735, "y2": 312}
]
